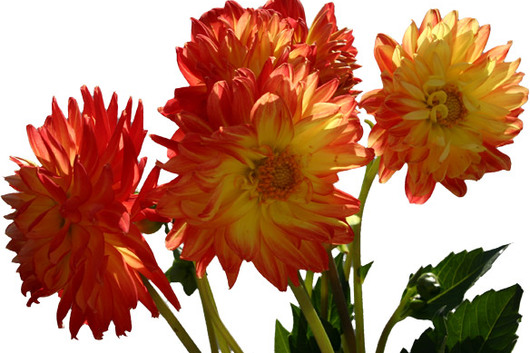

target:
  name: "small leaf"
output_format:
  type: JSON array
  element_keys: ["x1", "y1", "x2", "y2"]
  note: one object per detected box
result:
[
  {"x1": 405, "y1": 245, "x2": 508, "y2": 320},
  {"x1": 274, "y1": 320, "x2": 291, "y2": 353},
  {"x1": 289, "y1": 304, "x2": 311, "y2": 352},
  {"x1": 165, "y1": 248, "x2": 197, "y2": 296},
  {"x1": 445, "y1": 285, "x2": 523, "y2": 353},
  {"x1": 359, "y1": 261, "x2": 374, "y2": 284}
]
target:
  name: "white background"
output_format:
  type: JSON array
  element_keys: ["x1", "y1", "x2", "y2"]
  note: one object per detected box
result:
[{"x1": 0, "y1": 0, "x2": 528, "y2": 352}]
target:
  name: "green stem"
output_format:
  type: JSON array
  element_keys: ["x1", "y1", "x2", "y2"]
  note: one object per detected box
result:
[
  {"x1": 327, "y1": 251, "x2": 357, "y2": 353},
  {"x1": 345, "y1": 157, "x2": 380, "y2": 353},
  {"x1": 203, "y1": 274, "x2": 231, "y2": 353},
  {"x1": 375, "y1": 289, "x2": 413, "y2": 353},
  {"x1": 195, "y1": 274, "x2": 219, "y2": 353},
  {"x1": 352, "y1": 233, "x2": 366, "y2": 353},
  {"x1": 142, "y1": 277, "x2": 201, "y2": 353},
  {"x1": 344, "y1": 157, "x2": 380, "y2": 279},
  {"x1": 320, "y1": 271, "x2": 329, "y2": 320},
  {"x1": 304, "y1": 271, "x2": 315, "y2": 298},
  {"x1": 207, "y1": 304, "x2": 243, "y2": 353},
  {"x1": 196, "y1": 274, "x2": 243, "y2": 353},
  {"x1": 375, "y1": 315, "x2": 399, "y2": 353},
  {"x1": 289, "y1": 282, "x2": 334, "y2": 353},
  {"x1": 341, "y1": 336, "x2": 351, "y2": 353}
]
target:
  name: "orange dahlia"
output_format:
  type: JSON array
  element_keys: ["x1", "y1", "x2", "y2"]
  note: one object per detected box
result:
[
  {"x1": 160, "y1": 0, "x2": 360, "y2": 130},
  {"x1": 3, "y1": 86, "x2": 180, "y2": 339},
  {"x1": 153, "y1": 64, "x2": 373, "y2": 290},
  {"x1": 361, "y1": 9, "x2": 528, "y2": 204}
]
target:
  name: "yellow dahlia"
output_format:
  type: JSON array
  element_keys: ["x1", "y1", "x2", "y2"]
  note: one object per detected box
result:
[
  {"x1": 361, "y1": 9, "x2": 528, "y2": 203},
  {"x1": 160, "y1": 0, "x2": 360, "y2": 130},
  {"x1": 3, "y1": 87, "x2": 180, "y2": 339},
  {"x1": 153, "y1": 65, "x2": 373, "y2": 290}
]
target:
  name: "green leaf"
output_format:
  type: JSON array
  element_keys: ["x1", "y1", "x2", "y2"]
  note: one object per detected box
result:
[
  {"x1": 165, "y1": 248, "x2": 197, "y2": 296},
  {"x1": 405, "y1": 312, "x2": 448, "y2": 353},
  {"x1": 405, "y1": 285, "x2": 523, "y2": 353},
  {"x1": 321, "y1": 319, "x2": 342, "y2": 351},
  {"x1": 288, "y1": 304, "x2": 317, "y2": 353},
  {"x1": 289, "y1": 305, "x2": 305, "y2": 348},
  {"x1": 405, "y1": 245, "x2": 508, "y2": 320},
  {"x1": 407, "y1": 327, "x2": 447, "y2": 353},
  {"x1": 274, "y1": 320, "x2": 291, "y2": 353},
  {"x1": 445, "y1": 285, "x2": 523, "y2": 353},
  {"x1": 359, "y1": 261, "x2": 374, "y2": 284}
]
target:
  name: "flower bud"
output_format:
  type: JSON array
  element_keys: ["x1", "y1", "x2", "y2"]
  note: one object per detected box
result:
[
  {"x1": 135, "y1": 219, "x2": 164, "y2": 234},
  {"x1": 408, "y1": 294, "x2": 426, "y2": 311},
  {"x1": 416, "y1": 272, "x2": 441, "y2": 300}
]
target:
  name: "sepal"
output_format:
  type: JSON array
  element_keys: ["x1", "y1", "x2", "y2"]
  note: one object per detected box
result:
[{"x1": 165, "y1": 248, "x2": 198, "y2": 296}]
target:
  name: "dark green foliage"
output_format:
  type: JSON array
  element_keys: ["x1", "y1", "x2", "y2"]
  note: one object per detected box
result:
[
  {"x1": 274, "y1": 320, "x2": 291, "y2": 353},
  {"x1": 359, "y1": 261, "x2": 374, "y2": 284},
  {"x1": 407, "y1": 285, "x2": 522, "y2": 353},
  {"x1": 402, "y1": 245, "x2": 522, "y2": 353},
  {"x1": 405, "y1": 245, "x2": 508, "y2": 320},
  {"x1": 165, "y1": 248, "x2": 197, "y2": 296}
]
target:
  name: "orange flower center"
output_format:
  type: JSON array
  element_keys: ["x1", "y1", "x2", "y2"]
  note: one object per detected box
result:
[
  {"x1": 256, "y1": 151, "x2": 302, "y2": 201},
  {"x1": 427, "y1": 85, "x2": 467, "y2": 127}
]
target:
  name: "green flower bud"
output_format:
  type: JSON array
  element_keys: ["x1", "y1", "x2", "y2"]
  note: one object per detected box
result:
[
  {"x1": 408, "y1": 294, "x2": 426, "y2": 311},
  {"x1": 416, "y1": 272, "x2": 441, "y2": 300},
  {"x1": 135, "y1": 219, "x2": 164, "y2": 234}
]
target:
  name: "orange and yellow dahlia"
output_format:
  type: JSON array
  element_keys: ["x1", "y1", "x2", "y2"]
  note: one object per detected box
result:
[
  {"x1": 153, "y1": 64, "x2": 373, "y2": 290},
  {"x1": 160, "y1": 0, "x2": 360, "y2": 130},
  {"x1": 361, "y1": 9, "x2": 528, "y2": 203},
  {"x1": 3, "y1": 86, "x2": 180, "y2": 339}
]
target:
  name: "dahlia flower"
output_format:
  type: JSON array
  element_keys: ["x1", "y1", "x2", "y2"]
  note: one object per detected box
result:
[
  {"x1": 153, "y1": 64, "x2": 374, "y2": 290},
  {"x1": 361, "y1": 9, "x2": 528, "y2": 203},
  {"x1": 3, "y1": 86, "x2": 180, "y2": 339},
  {"x1": 160, "y1": 0, "x2": 360, "y2": 131}
]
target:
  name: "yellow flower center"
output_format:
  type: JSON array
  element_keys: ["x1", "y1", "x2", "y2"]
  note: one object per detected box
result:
[
  {"x1": 427, "y1": 85, "x2": 467, "y2": 127},
  {"x1": 256, "y1": 151, "x2": 301, "y2": 201}
]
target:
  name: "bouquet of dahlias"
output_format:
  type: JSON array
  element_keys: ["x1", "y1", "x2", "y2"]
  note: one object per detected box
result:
[{"x1": 1, "y1": 0, "x2": 528, "y2": 352}]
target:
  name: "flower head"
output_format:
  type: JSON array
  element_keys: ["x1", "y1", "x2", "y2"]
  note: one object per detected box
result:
[
  {"x1": 3, "y1": 86, "x2": 180, "y2": 339},
  {"x1": 361, "y1": 9, "x2": 528, "y2": 203},
  {"x1": 160, "y1": 0, "x2": 360, "y2": 130},
  {"x1": 153, "y1": 65, "x2": 373, "y2": 290}
]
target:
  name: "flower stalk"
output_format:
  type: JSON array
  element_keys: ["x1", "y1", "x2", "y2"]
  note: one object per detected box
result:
[
  {"x1": 375, "y1": 288, "x2": 415, "y2": 353},
  {"x1": 305, "y1": 271, "x2": 315, "y2": 297},
  {"x1": 375, "y1": 309, "x2": 402, "y2": 353},
  {"x1": 141, "y1": 276, "x2": 200, "y2": 353},
  {"x1": 195, "y1": 273, "x2": 221, "y2": 352},
  {"x1": 289, "y1": 282, "x2": 335, "y2": 353},
  {"x1": 345, "y1": 157, "x2": 380, "y2": 353},
  {"x1": 327, "y1": 250, "x2": 357, "y2": 353},
  {"x1": 320, "y1": 271, "x2": 329, "y2": 320},
  {"x1": 195, "y1": 273, "x2": 243, "y2": 353}
]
